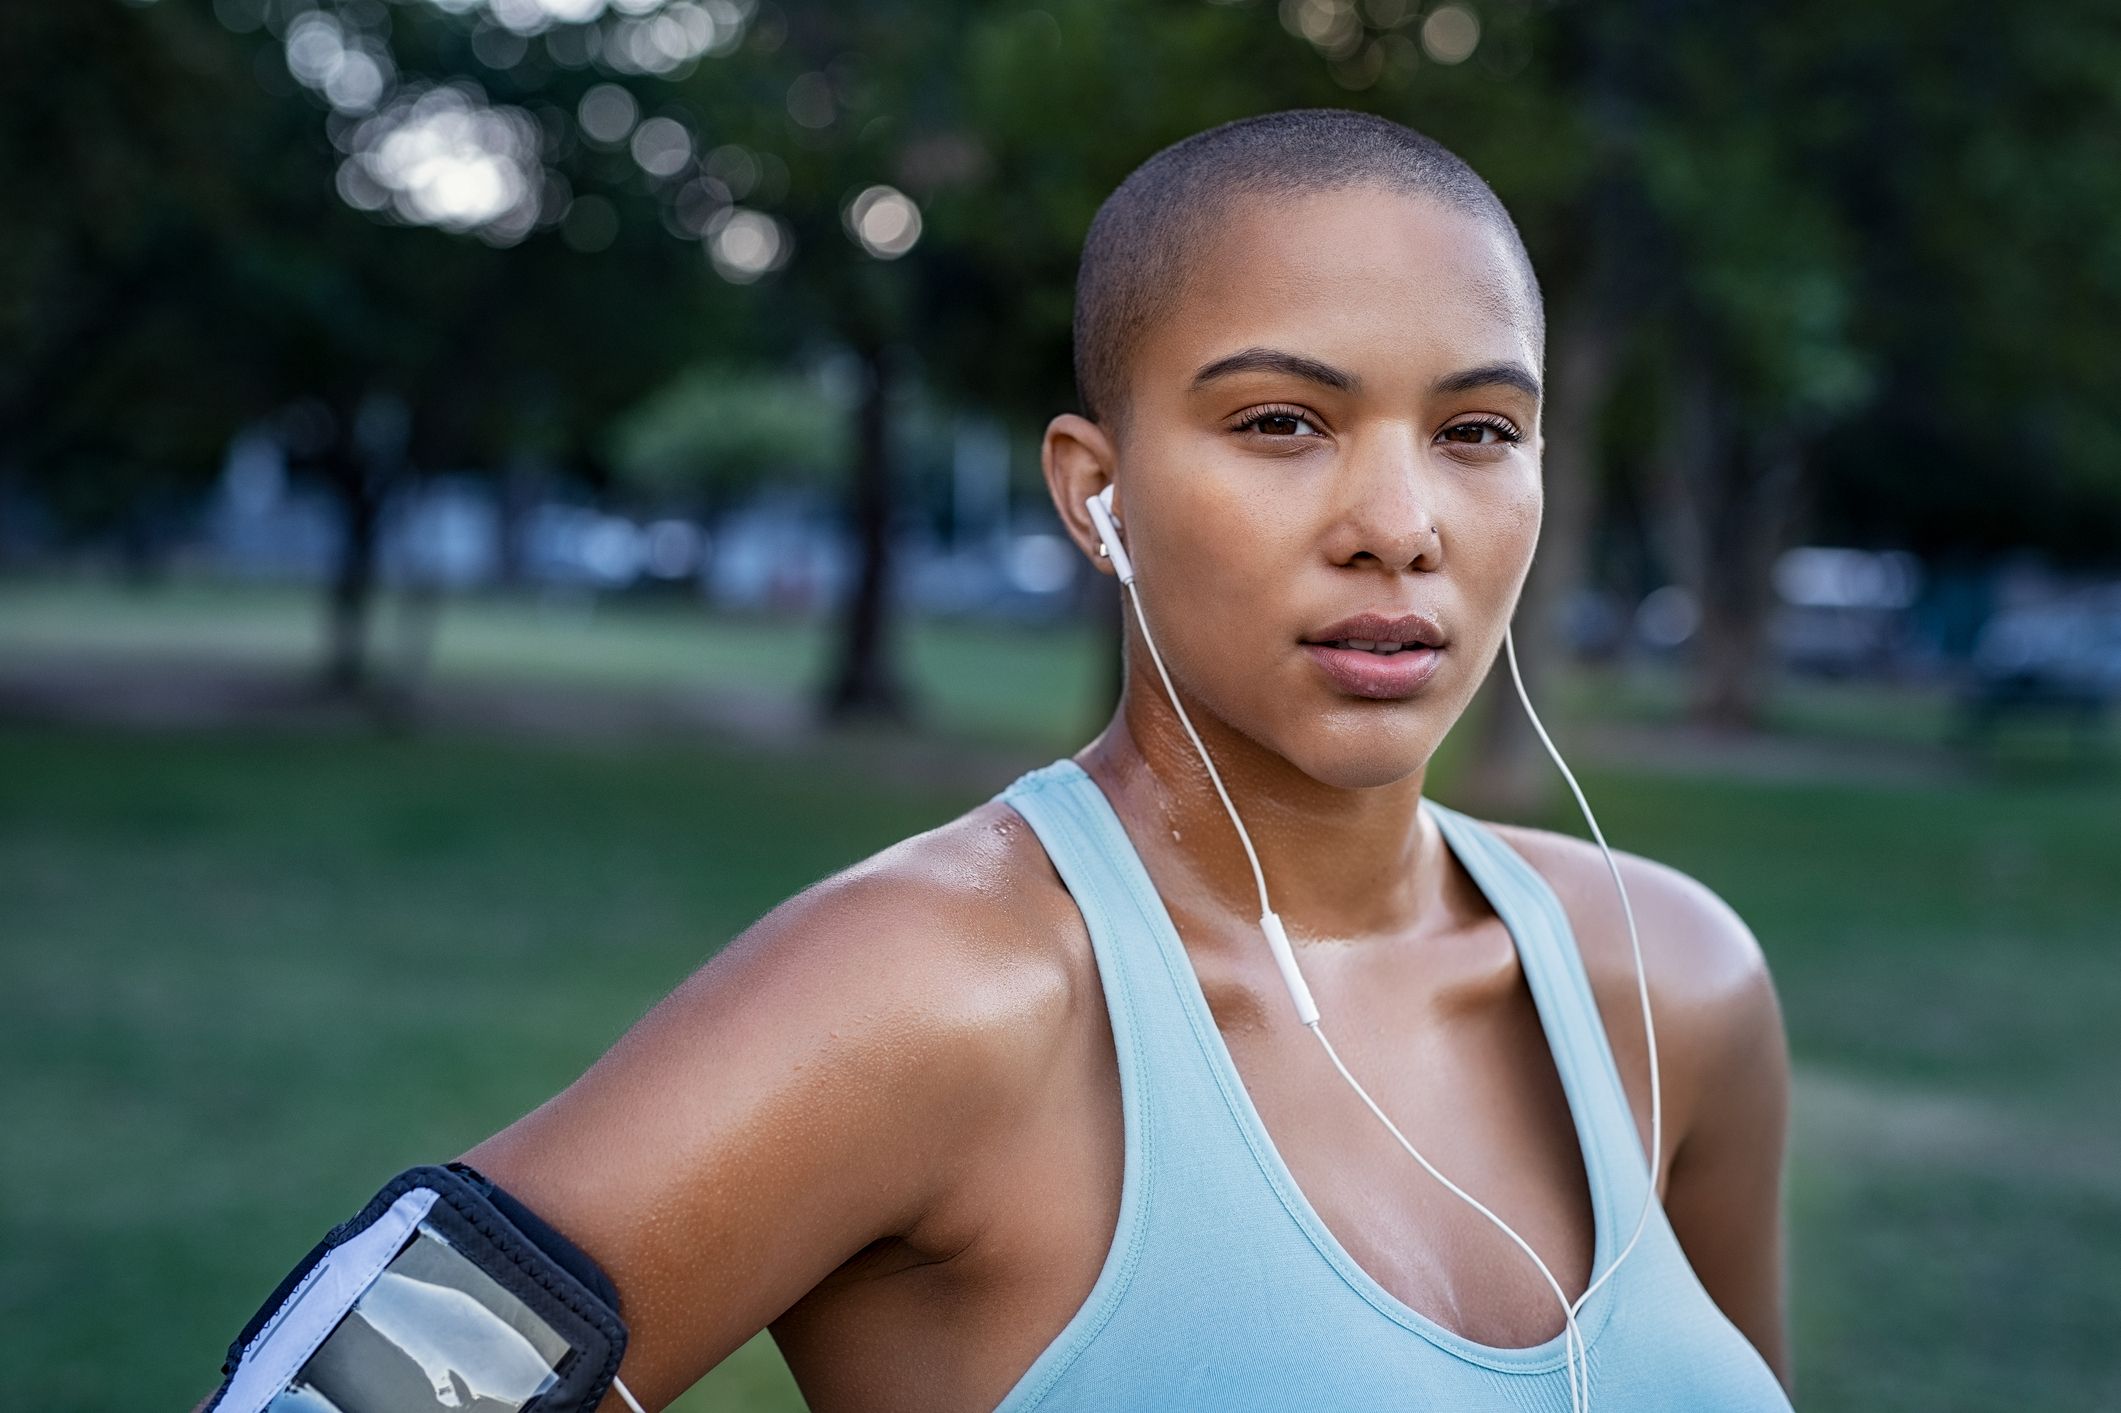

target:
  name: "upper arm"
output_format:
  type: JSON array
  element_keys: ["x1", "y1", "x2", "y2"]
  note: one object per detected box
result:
[
  {"x1": 1652, "y1": 876, "x2": 1793, "y2": 1390},
  {"x1": 457, "y1": 851, "x2": 1060, "y2": 1411}
]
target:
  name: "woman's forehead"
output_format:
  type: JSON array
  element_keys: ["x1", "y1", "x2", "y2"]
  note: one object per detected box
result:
[{"x1": 1140, "y1": 186, "x2": 1540, "y2": 393}]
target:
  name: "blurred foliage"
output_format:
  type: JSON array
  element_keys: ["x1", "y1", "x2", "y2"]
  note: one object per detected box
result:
[
  {"x1": 3, "y1": 0, "x2": 2119, "y2": 702},
  {"x1": 608, "y1": 363, "x2": 849, "y2": 499}
]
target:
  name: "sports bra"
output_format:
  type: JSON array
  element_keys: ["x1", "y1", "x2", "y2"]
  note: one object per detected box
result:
[{"x1": 989, "y1": 757, "x2": 1793, "y2": 1412}]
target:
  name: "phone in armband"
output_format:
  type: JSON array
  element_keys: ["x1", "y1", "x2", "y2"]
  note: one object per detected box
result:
[{"x1": 207, "y1": 1162, "x2": 642, "y2": 1413}]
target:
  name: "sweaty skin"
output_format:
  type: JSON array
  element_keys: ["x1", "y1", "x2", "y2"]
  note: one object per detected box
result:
[{"x1": 451, "y1": 186, "x2": 1793, "y2": 1412}]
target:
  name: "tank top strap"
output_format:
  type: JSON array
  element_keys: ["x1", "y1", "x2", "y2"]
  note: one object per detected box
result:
[
  {"x1": 997, "y1": 756, "x2": 1284, "y2": 1190},
  {"x1": 997, "y1": 757, "x2": 1259, "y2": 1106},
  {"x1": 994, "y1": 757, "x2": 1154, "y2": 1088},
  {"x1": 1422, "y1": 796, "x2": 1656, "y2": 1209}
]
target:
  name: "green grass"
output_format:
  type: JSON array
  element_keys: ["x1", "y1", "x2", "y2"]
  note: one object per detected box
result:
[
  {"x1": 0, "y1": 576, "x2": 1114, "y2": 752},
  {"x1": 0, "y1": 722, "x2": 970, "y2": 1411}
]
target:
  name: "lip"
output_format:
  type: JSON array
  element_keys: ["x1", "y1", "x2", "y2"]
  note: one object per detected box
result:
[
  {"x1": 1302, "y1": 642, "x2": 1444, "y2": 699},
  {"x1": 1303, "y1": 609, "x2": 1447, "y2": 648},
  {"x1": 1298, "y1": 610, "x2": 1449, "y2": 700}
]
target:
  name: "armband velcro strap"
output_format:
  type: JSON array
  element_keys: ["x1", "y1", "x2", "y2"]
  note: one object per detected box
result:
[{"x1": 207, "y1": 1163, "x2": 627, "y2": 1413}]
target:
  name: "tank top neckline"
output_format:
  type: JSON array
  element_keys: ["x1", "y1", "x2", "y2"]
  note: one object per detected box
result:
[{"x1": 1022, "y1": 755, "x2": 1627, "y2": 1374}]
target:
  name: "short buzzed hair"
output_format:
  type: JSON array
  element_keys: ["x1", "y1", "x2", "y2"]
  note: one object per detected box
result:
[{"x1": 1072, "y1": 107, "x2": 1542, "y2": 436}]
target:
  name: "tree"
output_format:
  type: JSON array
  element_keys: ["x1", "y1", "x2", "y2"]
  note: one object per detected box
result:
[{"x1": 0, "y1": 1, "x2": 266, "y2": 569}]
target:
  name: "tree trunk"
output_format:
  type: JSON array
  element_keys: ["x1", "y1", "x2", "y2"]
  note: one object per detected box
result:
[
  {"x1": 1691, "y1": 424, "x2": 1808, "y2": 729},
  {"x1": 824, "y1": 340, "x2": 911, "y2": 722},
  {"x1": 322, "y1": 439, "x2": 382, "y2": 696},
  {"x1": 1650, "y1": 362, "x2": 1810, "y2": 731},
  {"x1": 1646, "y1": 359, "x2": 1711, "y2": 607},
  {"x1": 1455, "y1": 285, "x2": 1618, "y2": 819},
  {"x1": 0, "y1": 460, "x2": 23, "y2": 569},
  {"x1": 495, "y1": 455, "x2": 543, "y2": 589},
  {"x1": 319, "y1": 393, "x2": 410, "y2": 698}
]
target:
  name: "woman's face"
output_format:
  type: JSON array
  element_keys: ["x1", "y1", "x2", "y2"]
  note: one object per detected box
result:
[{"x1": 1055, "y1": 184, "x2": 1545, "y2": 792}]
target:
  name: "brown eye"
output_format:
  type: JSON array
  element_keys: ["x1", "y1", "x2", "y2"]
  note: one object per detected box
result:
[
  {"x1": 1233, "y1": 406, "x2": 1324, "y2": 438},
  {"x1": 1439, "y1": 417, "x2": 1522, "y2": 446}
]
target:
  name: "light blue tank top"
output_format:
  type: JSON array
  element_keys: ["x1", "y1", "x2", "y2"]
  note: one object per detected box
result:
[{"x1": 992, "y1": 758, "x2": 1793, "y2": 1412}]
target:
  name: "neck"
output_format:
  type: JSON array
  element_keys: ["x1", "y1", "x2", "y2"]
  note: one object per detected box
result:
[{"x1": 1076, "y1": 675, "x2": 1450, "y2": 948}]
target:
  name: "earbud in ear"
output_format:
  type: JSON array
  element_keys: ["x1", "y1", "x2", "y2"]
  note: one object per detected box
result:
[{"x1": 1085, "y1": 484, "x2": 1135, "y2": 585}]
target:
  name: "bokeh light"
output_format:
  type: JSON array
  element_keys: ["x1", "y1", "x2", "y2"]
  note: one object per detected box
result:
[
  {"x1": 1279, "y1": 0, "x2": 1362, "y2": 60},
  {"x1": 667, "y1": 174, "x2": 733, "y2": 236},
  {"x1": 602, "y1": 0, "x2": 743, "y2": 76},
  {"x1": 843, "y1": 184, "x2": 922, "y2": 259},
  {"x1": 786, "y1": 70, "x2": 835, "y2": 129},
  {"x1": 630, "y1": 115, "x2": 693, "y2": 177},
  {"x1": 705, "y1": 206, "x2": 791, "y2": 283},
  {"x1": 336, "y1": 85, "x2": 545, "y2": 244},
  {"x1": 282, "y1": 9, "x2": 396, "y2": 115},
  {"x1": 577, "y1": 82, "x2": 639, "y2": 144},
  {"x1": 702, "y1": 143, "x2": 760, "y2": 199},
  {"x1": 1420, "y1": 4, "x2": 1480, "y2": 64},
  {"x1": 532, "y1": 0, "x2": 610, "y2": 23}
]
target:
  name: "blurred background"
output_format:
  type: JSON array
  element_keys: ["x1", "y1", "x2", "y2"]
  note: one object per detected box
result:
[{"x1": 3, "y1": 0, "x2": 2118, "y2": 1408}]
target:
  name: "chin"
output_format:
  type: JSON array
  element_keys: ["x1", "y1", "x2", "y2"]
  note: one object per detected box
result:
[{"x1": 1275, "y1": 710, "x2": 1443, "y2": 792}]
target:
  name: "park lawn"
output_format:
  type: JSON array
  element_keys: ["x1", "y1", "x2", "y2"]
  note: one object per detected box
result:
[
  {"x1": 1, "y1": 716, "x2": 2115, "y2": 1410},
  {"x1": 0, "y1": 577, "x2": 1116, "y2": 753}
]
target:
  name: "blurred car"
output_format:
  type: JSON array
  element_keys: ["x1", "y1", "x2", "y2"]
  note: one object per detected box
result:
[{"x1": 1963, "y1": 584, "x2": 2121, "y2": 734}]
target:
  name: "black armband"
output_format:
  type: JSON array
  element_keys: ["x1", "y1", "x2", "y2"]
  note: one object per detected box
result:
[{"x1": 207, "y1": 1163, "x2": 631, "y2": 1413}]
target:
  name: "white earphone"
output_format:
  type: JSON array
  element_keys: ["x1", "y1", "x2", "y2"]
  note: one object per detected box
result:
[{"x1": 1086, "y1": 482, "x2": 1663, "y2": 1413}]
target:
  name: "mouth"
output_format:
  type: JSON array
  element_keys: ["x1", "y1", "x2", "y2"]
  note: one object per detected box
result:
[
  {"x1": 1300, "y1": 611, "x2": 1448, "y2": 700},
  {"x1": 1308, "y1": 637, "x2": 1431, "y2": 654},
  {"x1": 1301, "y1": 642, "x2": 1445, "y2": 699}
]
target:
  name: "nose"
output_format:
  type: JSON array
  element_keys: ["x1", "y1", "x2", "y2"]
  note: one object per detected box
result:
[{"x1": 1322, "y1": 427, "x2": 1443, "y2": 573}]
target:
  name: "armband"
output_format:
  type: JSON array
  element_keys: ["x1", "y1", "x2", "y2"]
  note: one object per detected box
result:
[{"x1": 206, "y1": 1162, "x2": 638, "y2": 1413}]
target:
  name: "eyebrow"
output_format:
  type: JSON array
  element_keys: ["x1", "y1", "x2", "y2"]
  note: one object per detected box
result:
[
  {"x1": 1190, "y1": 347, "x2": 1543, "y2": 404},
  {"x1": 1431, "y1": 361, "x2": 1543, "y2": 403},
  {"x1": 1190, "y1": 346, "x2": 1360, "y2": 394}
]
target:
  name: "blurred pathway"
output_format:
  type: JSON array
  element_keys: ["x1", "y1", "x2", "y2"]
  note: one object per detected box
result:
[{"x1": 0, "y1": 648, "x2": 1046, "y2": 795}]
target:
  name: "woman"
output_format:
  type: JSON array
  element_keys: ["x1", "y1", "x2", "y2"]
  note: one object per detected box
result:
[{"x1": 465, "y1": 109, "x2": 1796, "y2": 1411}]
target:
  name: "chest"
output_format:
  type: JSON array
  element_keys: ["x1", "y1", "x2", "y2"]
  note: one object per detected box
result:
[
  {"x1": 917, "y1": 919, "x2": 1610, "y2": 1378},
  {"x1": 1195, "y1": 917, "x2": 1601, "y2": 1348}
]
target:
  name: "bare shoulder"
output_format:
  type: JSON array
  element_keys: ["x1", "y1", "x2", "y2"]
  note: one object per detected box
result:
[
  {"x1": 1482, "y1": 818, "x2": 1788, "y2": 1161},
  {"x1": 738, "y1": 791, "x2": 1099, "y2": 1076},
  {"x1": 455, "y1": 791, "x2": 1097, "y2": 1407},
  {"x1": 763, "y1": 785, "x2": 1105, "y2": 1077},
  {"x1": 1484, "y1": 819, "x2": 1773, "y2": 1011},
  {"x1": 605, "y1": 789, "x2": 1101, "y2": 1182}
]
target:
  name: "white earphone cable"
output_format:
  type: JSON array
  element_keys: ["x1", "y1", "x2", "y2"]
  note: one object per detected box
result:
[
  {"x1": 1125, "y1": 556, "x2": 1275, "y2": 919},
  {"x1": 1108, "y1": 522, "x2": 1661, "y2": 1413},
  {"x1": 1500, "y1": 624, "x2": 1665, "y2": 1309}
]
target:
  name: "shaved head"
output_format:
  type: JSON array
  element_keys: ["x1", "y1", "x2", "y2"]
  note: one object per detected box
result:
[{"x1": 1072, "y1": 108, "x2": 1542, "y2": 437}]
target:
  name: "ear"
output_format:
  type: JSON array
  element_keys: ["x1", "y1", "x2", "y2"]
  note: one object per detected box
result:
[{"x1": 1042, "y1": 412, "x2": 1122, "y2": 578}]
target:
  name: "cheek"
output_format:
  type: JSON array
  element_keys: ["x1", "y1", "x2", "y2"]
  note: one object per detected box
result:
[
  {"x1": 1137, "y1": 440, "x2": 1287, "y2": 599},
  {"x1": 1175, "y1": 504, "x2": 1289, "y2": 638},
  {"x1": 1479, "y1": 470, "x2": 1543, "y2": 574},
  {"x1": 1136, "y1": 488, "x2": 1290, "y2": 687},
  {"x1": 1515, "y1": 479, "x2": 1544, "y2": 551}
]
